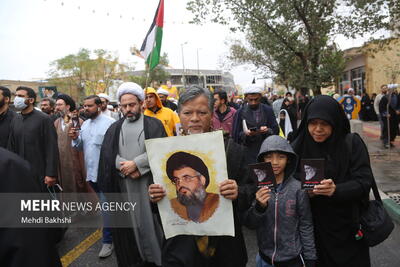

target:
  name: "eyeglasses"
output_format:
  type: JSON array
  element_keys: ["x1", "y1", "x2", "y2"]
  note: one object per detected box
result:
[{"x1": 172, "y1": 174, "x2": 200, "y2": 185}]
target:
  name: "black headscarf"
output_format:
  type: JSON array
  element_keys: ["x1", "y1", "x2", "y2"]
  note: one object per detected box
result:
[
  {"x1": 166, "y1": 151, "x2": 210, "y2": 188},
  {"x1": 292, "y1": 95, "x2": 350, "y2": 182}
]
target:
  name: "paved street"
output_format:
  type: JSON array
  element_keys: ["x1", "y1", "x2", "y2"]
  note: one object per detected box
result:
[{"x1": 58, "y1": 121, "x2": 400, "y2": 267}]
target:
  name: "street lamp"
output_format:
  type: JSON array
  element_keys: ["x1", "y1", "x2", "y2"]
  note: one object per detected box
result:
[
  {"x1": 181, "y1": 42, "x2": 188, "y2": 87},
  {"x1": 196, "y1": 48, "x2": 204, "y2": 87}
]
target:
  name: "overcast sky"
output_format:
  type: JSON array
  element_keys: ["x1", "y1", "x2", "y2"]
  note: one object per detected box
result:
[{"x1": 0, "y1": 0, "x2": 382, "y2": 88}]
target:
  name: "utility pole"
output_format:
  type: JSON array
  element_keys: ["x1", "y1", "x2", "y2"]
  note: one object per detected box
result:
[{"x1": 181, "y1": 42, "x2": 188, "y2": 88}]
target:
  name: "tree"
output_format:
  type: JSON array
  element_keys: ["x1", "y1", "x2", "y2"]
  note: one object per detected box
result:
[
  {"x1": 187, "y1": 0, "x2": 399, "y2": 95},
  {"x1": 48, "y1": 48, "x2": 130, "y2": 101},
  {"x1": 128, "y1": 52, "x2": 171, "y2": 88}
]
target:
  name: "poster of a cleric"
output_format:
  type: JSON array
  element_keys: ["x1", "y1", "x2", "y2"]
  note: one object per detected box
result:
[{"x1": 145, "y1": 131, "x2": 234, "y2": 239}]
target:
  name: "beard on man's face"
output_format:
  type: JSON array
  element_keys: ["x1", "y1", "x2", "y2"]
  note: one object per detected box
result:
[
  {"x1": 249, "y1": 103, "x2": 259, "y2": 110},
  {"x1": 124, "y1": 110, "x2": 141, "y2": 122},
  {"x1": 177, "y1": 185, "x2": 207, "y2": 206},
  {"x1": 85, "y1": 110, "x2": 98, "y2": 119},
  {"x1": 0, "y1": 98, "x2": 5, "y2": 109}
]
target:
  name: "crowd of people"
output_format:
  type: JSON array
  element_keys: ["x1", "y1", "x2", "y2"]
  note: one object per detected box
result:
[{"x1": 0, "y1": 81, "x2": 394, "y2": 267}]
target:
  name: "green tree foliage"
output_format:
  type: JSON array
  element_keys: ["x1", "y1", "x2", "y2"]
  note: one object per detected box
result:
[
  {"x1": 48, "y1": 48, "x2": 130, "y2": 101},
  {"x1": 128, "y1": 52, "x2": 171, "y2": 88},
  {"x1": 187, "y1": 0, "x2": 400, "y2": 95}
]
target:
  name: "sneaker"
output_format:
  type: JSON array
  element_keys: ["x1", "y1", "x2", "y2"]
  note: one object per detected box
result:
[
  {"x1": 384, "y1": 144, "x2": 390, "y2": 149},
  {"x1": 98, "y1": 243, "x2": 113, "y2": 258}
]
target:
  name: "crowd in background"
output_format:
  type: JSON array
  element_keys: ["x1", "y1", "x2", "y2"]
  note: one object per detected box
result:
[{"x1": 0, "y1": 81, "x2": 396, "y2": 267}]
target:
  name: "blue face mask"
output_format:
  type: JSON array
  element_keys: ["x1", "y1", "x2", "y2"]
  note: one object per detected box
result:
[{"x1": 13, "y1": 96, "x2": 28, "y2": 110}]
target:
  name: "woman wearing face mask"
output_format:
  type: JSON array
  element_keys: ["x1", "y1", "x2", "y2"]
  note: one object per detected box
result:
[{"x1": 291, "y1": 95, "x2": 373, "y2": 267}]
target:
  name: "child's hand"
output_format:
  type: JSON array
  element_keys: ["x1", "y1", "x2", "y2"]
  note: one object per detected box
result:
[{"x1": 256, "y1": 187, "x2": 271, "y2": 208}]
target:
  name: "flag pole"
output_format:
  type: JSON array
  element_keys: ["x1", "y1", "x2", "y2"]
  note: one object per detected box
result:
[{"x1": 145, "y1": 42, "x2": 156, "y2": 97}]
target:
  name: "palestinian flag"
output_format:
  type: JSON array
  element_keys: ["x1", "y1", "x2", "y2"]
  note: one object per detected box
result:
[{"x1": 140, "y1": 0, "x2": 164, "y2": 70}]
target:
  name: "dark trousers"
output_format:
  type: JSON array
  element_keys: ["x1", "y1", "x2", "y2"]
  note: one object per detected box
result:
[{"x1": 89, "y1": 181, "x2": 112, "y2": 244}]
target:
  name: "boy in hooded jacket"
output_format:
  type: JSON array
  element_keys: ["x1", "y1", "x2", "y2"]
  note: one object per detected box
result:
[{"x1": 243, "y1": 135, "x2": 317, "y2": 267}]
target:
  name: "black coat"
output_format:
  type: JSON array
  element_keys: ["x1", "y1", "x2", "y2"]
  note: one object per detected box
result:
[
  {"x1": 162, "y1": 137, "x2": 253, "y2": 267},
  {"x1": 8, "y1": 109, "x2": 59, "y2": 192},
  {"x1": 232, "y1": 104, "x2": 279, "y2": 165},
  {"x1": 292, "y1": 96, "x2": 372, "y2": 267},
  {"x1": 98, "y1": 115, "x2": 167, "y2": 267},
  {"x1": 0, "y1": 148, "x2": 61, "y2": 267},
  {"x1": 303, "y1": 134, "x2": 372, "y2": 267},
  {"x1": 379, "y1": 93, "x2": 399, "y2": 142},
  {"x1": 0, "y1": 109, "x2": 17, "y2": 148}
]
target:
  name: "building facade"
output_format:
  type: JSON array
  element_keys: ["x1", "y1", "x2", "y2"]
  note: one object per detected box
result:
[
  {"x1": 130, "y1": 68, "x2": 236, "y2": 94},
  {"x1": 339, "y1": 38, "x2": 400, "y2": 95}
]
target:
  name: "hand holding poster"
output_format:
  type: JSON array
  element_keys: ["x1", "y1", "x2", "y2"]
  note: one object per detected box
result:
[
  {"x1": 249, "y1": 162, "x2": 276, "y2": 191},
  {"x1": 145, "y1": 131, "x2": 234, "y2": 239},
  {"x1": 300, "y1": 159, "x2": 325, "y2": 190}
]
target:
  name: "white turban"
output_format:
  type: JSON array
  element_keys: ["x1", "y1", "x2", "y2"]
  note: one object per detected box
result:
[
  {"x1": 117, "y1": 82, "x2": 145, "y2": 101},
  {"x1": 97, "y1": 93, "x2": 110, "y2": 102},
  {"x1": 157, "y1": 88, "x2": 169, "y2": 96},
  {"x1": 244, "y1": 85, "x2": 263, "y2": 95}
]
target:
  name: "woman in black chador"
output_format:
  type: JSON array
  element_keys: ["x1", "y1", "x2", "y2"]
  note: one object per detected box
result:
[{"x1": 291, "y1": 95, "x2": 373, "y2": 267}]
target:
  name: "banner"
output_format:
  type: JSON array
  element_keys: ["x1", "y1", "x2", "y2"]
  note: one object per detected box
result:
[{"x1": 145, "y1": 131, "x2": 234, "y2": 239}]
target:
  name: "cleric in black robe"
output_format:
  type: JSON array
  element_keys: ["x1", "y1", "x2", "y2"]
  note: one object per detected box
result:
[
  {"x1": 8, "y1": 87, "x2": 59, "y2": 192},
  {"x1": 0, "y1": 86, "x2": 18, "y2": 148},
  {"x1": 0, "y1": 148, "x2": 62, "y2": 267},
  {"x1": 291, "y1": 95, "x2": 373, "y2": 267},
  {"x1": 98, "y1": 83, "x2": 168, "y2": 267}
]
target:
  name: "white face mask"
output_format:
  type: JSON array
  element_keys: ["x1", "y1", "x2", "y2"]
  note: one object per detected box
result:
[{"x1": 14, "y1": 96, "x2": 28, "y2": 110}]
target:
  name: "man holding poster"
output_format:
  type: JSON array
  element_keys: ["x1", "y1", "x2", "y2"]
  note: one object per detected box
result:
[{"x1": 148, "y1": 85, "x2": 252, "y2": 267}]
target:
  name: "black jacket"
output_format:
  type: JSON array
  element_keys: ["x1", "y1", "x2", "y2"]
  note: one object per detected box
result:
[
  {"x1": 8, "y1": 109, "x2": 59, "y2": 191},
  {"x1": 232, "y1": 104, "x2": 279, "y2": 165},
  {"x1": 292, "y1": 133, "x2": 372, "y2": 267},
  {"x1": 162, "y1": 137, "x2": 252, "y2": 267},
  {"x1": 0, "y1": 109, "x2": 17, "y2": 148},
  {"x1": 0, "y1": 148, "x2": 62, "y2": 267}
]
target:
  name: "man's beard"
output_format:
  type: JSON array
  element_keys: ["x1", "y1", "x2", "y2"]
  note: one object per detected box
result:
[
  {"x1": 55, "y1": 109, "x2": 66, "y2": 117},
  {"x1": 85, "y1": 110, "x2": 98, "y2": 119},
  {"x1": 0, "y1": 98, "x2": 5, "y2": 109},
  {"x1": 124, "y1": 111, "x2": 141, "y2": 122},
  {"x1": 177, "y1": 186, "x2": 206, "y2": 206},
  {"x1": 249, "y1": 104, "x2": 259, "y2": 110},
  {"x1": 43, "y1": 109, "x2": 52, "y2": 115}
]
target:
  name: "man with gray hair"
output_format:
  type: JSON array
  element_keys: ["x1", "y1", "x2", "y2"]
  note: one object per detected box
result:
[
  {"x1": 149, "y1": 85, "x2": 252, "y2": 267},
  {"x1": 98, "y1": 82, "x2": 167, "y2": 267}
]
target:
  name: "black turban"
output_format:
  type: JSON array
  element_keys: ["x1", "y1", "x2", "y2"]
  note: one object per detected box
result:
[
  {"x1": 166, "y1": 151, "x2": 210, "y2": 188},
  {"x1": 56, "y1": 94, "x2": 76, "y2": 112}
]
